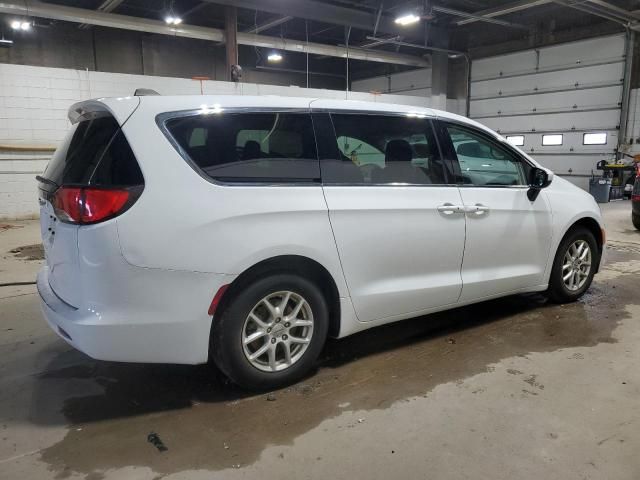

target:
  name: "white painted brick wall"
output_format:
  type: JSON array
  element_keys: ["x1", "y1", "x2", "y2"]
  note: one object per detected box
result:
[{"x1": 0, "y1": 63, "x2": 433, "y2": 220}]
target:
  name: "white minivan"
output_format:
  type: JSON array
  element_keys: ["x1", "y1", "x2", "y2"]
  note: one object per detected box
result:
[{"x1": 37, "y1": 94, "x2": 605, "y2": 389}]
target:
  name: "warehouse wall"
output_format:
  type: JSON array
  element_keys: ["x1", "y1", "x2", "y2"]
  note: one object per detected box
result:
[
  {"x1": 351, "y1": 67, "x2": 466, "y2": 115},
  {"x1": 469, "y1": 34, "x2": 625, "y2": 190},
  {"x1": 0, "y1": 63, "x2": 433, "y2": 220},
  {"x1": 351, "y1": 58, "x2": 469, "y2": 116},
  {"x1": 352, "y1": 68, "x2": 433, "y2": 97}
]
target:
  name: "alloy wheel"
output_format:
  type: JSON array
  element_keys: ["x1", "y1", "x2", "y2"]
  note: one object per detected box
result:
[
  {"x1": 562, "y1": 239, "x2": 592, "y2": 291},
  {"x1": 241, "y1": 291, "x2": 314, "y2": 372}
]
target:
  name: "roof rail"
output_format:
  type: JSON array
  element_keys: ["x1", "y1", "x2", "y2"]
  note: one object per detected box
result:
[{"x1": 134, "y1": 88, "x2": 160, "y2": 96}]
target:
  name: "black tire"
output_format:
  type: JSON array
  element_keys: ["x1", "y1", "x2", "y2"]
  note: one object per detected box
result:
[
  {"x1": 633, "y1": 212, "x2": 640, "y2": 231},
  {"x1": 211, "y1": 273, "x2": 329, "y2": 390},
  {"x1": 547, "y1": 227, "x2": 599, "y2": 303}
]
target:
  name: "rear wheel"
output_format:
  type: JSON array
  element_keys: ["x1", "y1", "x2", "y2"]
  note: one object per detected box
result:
[
  {"x1": 211, "y1": 273, "x2": 328, "y2": 390},
  {"x1": 633, "y1": 212, "x2": 640, "y2": 230},
  {"x1": 547, "y1": 227, "x2": 598, "y2": 303}
]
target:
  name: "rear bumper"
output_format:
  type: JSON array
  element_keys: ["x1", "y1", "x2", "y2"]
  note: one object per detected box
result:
[{"x1": 37, "y1": 265, "x2": 232, "y2": 364}]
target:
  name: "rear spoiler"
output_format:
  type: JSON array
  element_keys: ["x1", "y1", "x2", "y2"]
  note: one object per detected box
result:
[
  {"x1": 134, "y1": 88, "x2": 160, "y2": 96},
  {"x1": 68, "y1": 97, "x2": 141, "y2": 126}
]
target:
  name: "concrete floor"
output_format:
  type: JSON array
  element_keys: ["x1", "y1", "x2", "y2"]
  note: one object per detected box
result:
[{"x1": 1, "y1": 201, "x2": 639, "y2": 480}]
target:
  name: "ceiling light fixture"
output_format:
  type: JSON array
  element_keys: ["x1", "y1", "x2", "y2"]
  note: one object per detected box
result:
[
  {"x1": 10, "y1": 20, "x2": 31, "y2": 30},
  {"x1": 394, "y1": 13, "x2": 420, "y2": 26},
  {"x1": 267, "y1": 52, "x2": 283, "y2": 62},
  {"x1": 164, "y1": 16, "x2": 182, "y2": 25}
]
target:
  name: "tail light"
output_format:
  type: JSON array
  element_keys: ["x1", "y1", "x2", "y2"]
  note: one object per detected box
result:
[
  {"x1": 52, "y1": 186, "x2": 142, "y2": 225},
  {"x1": 633, "y1": 194, "x2": 640, "y2": 202}
]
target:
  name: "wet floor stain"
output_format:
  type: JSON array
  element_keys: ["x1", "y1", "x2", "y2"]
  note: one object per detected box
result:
[
  {"x1": 27, "y1": 248, "x2": 640, "y2": 477},
  {"x1": 9, "y1": 243, "x2": 44, "y2": 261}
]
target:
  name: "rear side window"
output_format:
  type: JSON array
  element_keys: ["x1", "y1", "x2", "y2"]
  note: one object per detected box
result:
[
  {"x1": 43, "y1": 114, "x2": 143, "y2": 187},
  {"x1": 162, "y1": 112, "x2": 320, "y2": 183},
  {"x1": 324, "y1": 113, "x2": 446, "y2": 185}
]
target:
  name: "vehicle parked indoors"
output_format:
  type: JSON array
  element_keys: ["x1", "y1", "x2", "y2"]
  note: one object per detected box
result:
[{"x1": 36, "y1": 95, "x2": 605, "y2": 390}]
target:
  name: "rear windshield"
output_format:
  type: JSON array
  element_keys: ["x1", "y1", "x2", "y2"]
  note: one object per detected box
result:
[
  {"x1": 43, "y1": 114, "x2": 143, "y2": 187},
  {"x1": 162, "y1": 112, "x2": 320, "y2": 183}
]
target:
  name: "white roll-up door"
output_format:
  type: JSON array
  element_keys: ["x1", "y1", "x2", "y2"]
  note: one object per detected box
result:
[{"x1": 469, "y1": 35, "x2": 625, "y2": 189}]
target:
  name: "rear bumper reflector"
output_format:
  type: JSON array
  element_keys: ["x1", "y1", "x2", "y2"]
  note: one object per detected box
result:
[{"x1": 208, "y1": 284, "x2": 230, "y2": 316}]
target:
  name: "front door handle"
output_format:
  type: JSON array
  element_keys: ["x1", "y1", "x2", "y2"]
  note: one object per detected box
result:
[
  {"x1": 437, "y1": 203, "x2": 465, "y2": 215},
  {"x1": 464, "y1": 204, "x2": 490, "y2": 215}
]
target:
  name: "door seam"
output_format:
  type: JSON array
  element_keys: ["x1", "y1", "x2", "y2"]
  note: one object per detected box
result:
[{"x1": 319, "y1": 186, "x2": 361, "y2": 321}]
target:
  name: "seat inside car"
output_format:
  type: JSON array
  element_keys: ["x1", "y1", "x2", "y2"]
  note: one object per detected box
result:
[
  {"x1": 242, "y1": 140, "x2": 261, "y2": 160},
  {"x1": 456, "y1": 142, "x2": 484, "y2": 158},
  {"x1": 372, "y1": 139, "x2": 431, "y2": 184}
]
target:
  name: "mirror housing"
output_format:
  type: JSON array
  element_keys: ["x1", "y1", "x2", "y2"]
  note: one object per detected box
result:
[{"x1": 527, "y1": 167, "x2": 552, "y2": 201}]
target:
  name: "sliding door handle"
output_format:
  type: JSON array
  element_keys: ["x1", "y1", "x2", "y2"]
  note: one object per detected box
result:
[{"x1": 437, "y1": 203, "x2": 464, "y2": 215}]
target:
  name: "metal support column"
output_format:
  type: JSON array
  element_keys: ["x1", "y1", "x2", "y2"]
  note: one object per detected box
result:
[
  {"x1": 225, "y1": 6, "x2": 239, "y2": 82},
  {"x1": 619, "y1": 29, "x2": 635, "y2": 154}
]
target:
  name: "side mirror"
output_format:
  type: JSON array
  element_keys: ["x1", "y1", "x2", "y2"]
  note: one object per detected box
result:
[{"x1": 527, "y1": 167, "x2": 551, "y2": 201}]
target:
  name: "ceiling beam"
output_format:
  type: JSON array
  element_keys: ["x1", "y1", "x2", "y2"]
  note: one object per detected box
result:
[
  {"x1": 552, "y1": 0, "x2": 640, "y2": 29},
  {"x1": 432, "y1": 5, "x2": 529, "y2": 29},
  {"x1": 78, "y1": 0, "x2": 124, "y2": 29},
  {"x1": 584, "y1": 0, "x2": 640, "y2": 21},
  {"x1": 198, "y1": 0, "x2": 401, "y2": 36},
  {"x1": 455, "y1": 0, "x2": 552, "y2": 26},
  {"x1": 245, "y1": 15, "x2": 293, "y2": 34},
  {"x1": 0, "y1": 0, "x2": 430, "y2": 66}
]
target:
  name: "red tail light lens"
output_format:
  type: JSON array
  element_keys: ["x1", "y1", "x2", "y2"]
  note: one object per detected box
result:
[
  {"x1": 52, "y1": 187, "x2": 140, "y2": 224},
  {"x1": 633, "y1": 194, "x2": 640, "y2": 202}
]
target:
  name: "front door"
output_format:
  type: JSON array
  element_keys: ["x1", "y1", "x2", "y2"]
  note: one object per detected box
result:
[
  {"x1": 436, "y1": 120, "x2": 553, "y2": 302},
  {"x1": 315, "y1": 112, "x2": 466, "y2": 322}
]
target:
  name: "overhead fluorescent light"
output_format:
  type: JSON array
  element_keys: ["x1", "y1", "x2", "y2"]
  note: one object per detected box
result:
[
  {"x1": 268, "y1": 52, "x2": 283, "y2": 62},
  {"x1": 11, "y1": 20, "x2": 31, "y2": 30},
  {"x1": 0, "y1": 38, "x2": 14, "y2": 47},
  {"x1": 164, "y1": 16, "x2": 182, "y2": 25},
  {"x1": 395, "y1": 13, "x2": 420, "y2": 26}
]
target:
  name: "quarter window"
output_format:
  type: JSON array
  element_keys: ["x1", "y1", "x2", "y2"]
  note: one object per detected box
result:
[
  {"x1": 325, "y1": 114, "x2": 447, "y2": 185},
  {"x1": 163, "y1": 112, "x2": 319, "y2": 183},
  {"x1": 443, "y1": 124, "x2": 527, "y2": 186}
]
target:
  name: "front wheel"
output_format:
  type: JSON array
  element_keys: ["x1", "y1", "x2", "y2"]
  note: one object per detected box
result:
[
  {"x1": 547, "y1": 227, "x2": 598, "y2": 303},
  {"x1": 633, "y1": 212, "x2": 640, "y2": 230},
  {"x1": 211, "y1": 273, "x2": 329, "y2": 390}
]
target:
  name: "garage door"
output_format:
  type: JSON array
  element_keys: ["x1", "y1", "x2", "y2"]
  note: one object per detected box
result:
[{"x1": 469, "y1": 35, "x2": 625, "y2": 189}]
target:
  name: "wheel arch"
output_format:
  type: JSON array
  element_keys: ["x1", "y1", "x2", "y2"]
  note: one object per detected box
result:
[
  {"x1": 560, "y1": 216, "x2": 604, "y2": 272},
  {"x1": 569, "y1": 216, "x2": 603, "y2": 254},
  {"x1": 215, "y1": 255, "x2": 342, "y2": 338}
]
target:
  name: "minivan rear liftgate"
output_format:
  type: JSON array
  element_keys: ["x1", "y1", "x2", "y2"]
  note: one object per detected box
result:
[{"x1": 37, "y1": 106, "x2": 144, "y2": 308}]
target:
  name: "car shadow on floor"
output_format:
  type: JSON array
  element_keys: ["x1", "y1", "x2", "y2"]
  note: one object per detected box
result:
[{"x1": 24, "y1": 281, "x2": 624, "y2": 429}]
